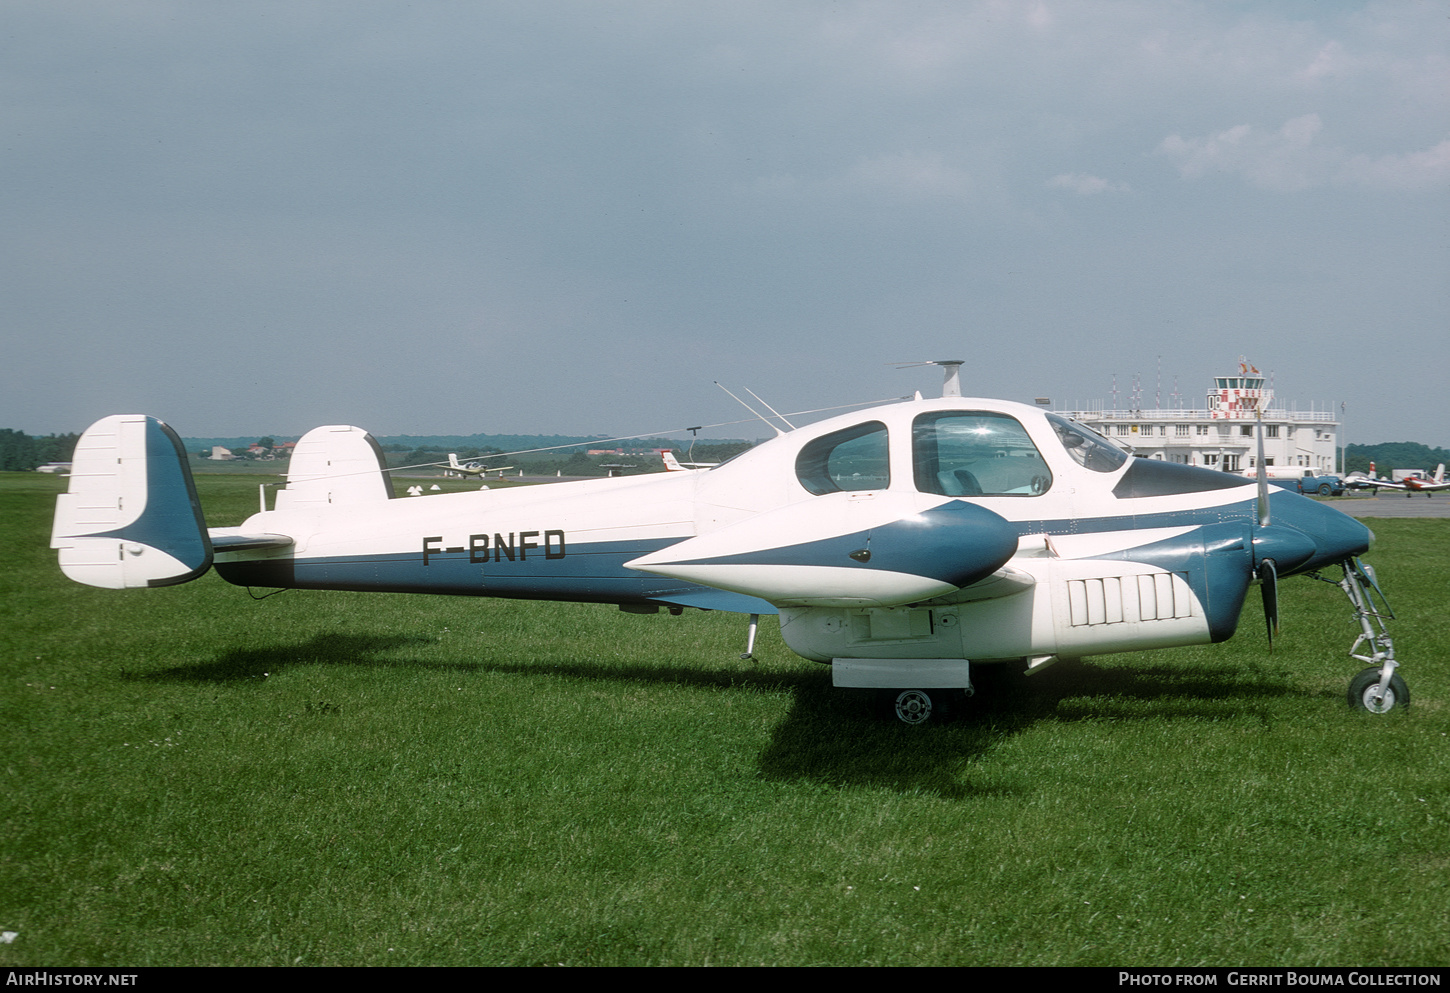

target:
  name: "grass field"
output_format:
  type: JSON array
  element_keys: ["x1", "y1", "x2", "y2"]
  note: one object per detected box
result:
[{"x1": 2, "y1": 472, "x2": 1447, "y2": 966}]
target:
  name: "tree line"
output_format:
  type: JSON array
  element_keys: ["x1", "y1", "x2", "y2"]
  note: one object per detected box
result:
[
  {"x1": 1344, "y1": 442, "x2": 1450, "y2": 476},
  {"x1": 0, "y1": 429, "x2": 79, "y2": 471}
]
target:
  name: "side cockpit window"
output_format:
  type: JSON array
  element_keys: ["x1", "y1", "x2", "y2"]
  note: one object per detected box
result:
[
  {"x1": 795, "y1": 421, "x2": 889, "y2": 495},
  {"x1": 1046, "y1": 413, "x2": 1128, "y2": 473},
  {"x1": 913, "y1": 411, "x2": 1052, "y2": 497}
]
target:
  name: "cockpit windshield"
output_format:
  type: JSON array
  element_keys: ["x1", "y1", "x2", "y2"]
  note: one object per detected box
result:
[{"x1": 1047, "y1": 413, "x2": 1128, "y2": 473}]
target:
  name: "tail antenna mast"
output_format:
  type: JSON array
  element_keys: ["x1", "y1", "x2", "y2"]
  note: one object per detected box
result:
[
  {"x1": 715, "y1": 382, "x2": 787, "y2": 437},
  {"x1": 893, "y1": 359, "x2": 966, "y2": 398},
  {"x1": 743, "y1": 387, "x2": 796, "y2": 430}
]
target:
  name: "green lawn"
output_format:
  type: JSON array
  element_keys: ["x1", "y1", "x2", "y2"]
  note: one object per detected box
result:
[{"x1": 2, "y1": 472, "x2": 1447, "y2": 966}]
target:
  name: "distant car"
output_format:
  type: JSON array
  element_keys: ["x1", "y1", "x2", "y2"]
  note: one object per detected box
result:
[
  {"x1": 1293, "y1": 473, "x2": 1345, "y2": 496},
  {"x1": 1256, "y1": 469, "x2": 1344, "y2": 496}
]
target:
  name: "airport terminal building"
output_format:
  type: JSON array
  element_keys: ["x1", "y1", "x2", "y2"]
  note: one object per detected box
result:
[{"x1": 1055, "y1": 363, "x2": 1340, "y2": 475}]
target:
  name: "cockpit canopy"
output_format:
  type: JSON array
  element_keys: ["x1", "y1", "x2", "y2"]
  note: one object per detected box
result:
[
  {"x1": 795, "y1": 421, "x2": 890, "y2": 496},
  {"x1": 912, "y1": 410, "x2": 1052, "y2": 496},
  {"x1": 791, "y1": 405, "x2": 1075, "y2": 499},
  {"x1": 703, "y1": 397, "x2": 1254, "y2": 518}
]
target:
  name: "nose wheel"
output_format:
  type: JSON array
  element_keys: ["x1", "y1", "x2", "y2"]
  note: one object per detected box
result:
[{"x1": 1348, "y1": 666, "x2": 1408, "y2": 713}]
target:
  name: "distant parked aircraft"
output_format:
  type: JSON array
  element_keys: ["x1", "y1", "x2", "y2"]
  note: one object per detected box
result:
[
  {"x1": 1401, "y1": 464, "x2": 1449, "y2": 497},
  {"x1": 662, "y1": 451, "x2": 719, "y2": 471},
  {"x1": 1344, "y1": 462, "x2": 1408, "y2": 494},
  {"x1": 444, "y1": 453, "x2": 512, "y2": 478}
]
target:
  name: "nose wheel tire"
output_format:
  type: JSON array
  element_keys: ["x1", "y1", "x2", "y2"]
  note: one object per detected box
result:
[{"x1": 1348, "y1": 667, "x2": 1409, "y2": 713}]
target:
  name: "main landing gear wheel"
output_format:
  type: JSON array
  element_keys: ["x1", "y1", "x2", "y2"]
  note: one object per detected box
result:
[
  {"x1": 877, "y1": 688, "x2": 954, "y2": 725},
  {"x1": 1347, "y1": 666, "x2": 1409, "y2": 713}
]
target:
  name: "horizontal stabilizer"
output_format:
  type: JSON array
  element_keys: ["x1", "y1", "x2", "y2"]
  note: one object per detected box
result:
[
  {"x1": 51, "y1": 415, "x2": 212, "y2": 588},
  {"x1": 209, "y1": 530, "x2": 295, "y2": 552}
]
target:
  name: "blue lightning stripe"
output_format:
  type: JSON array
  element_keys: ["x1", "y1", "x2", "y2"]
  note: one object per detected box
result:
[{"x1": 214, "y1": 536, "x2": 779, "y2": 614}]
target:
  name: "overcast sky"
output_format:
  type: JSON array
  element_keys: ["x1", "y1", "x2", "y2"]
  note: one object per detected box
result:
[{"x1": 3, "y1": 1, "x2": 1446, "y2": 446}]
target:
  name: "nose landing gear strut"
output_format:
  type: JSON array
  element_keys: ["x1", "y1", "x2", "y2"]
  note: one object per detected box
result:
[{"x1": 1315, "y1": 557, "x2": 1408, "y2": 713}]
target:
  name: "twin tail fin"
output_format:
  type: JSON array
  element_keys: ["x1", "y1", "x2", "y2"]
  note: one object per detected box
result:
[
  {"x1": 52, "y1": 418, "x2": 394, "y2": 589},
  {"x1": 50, "y1": 415, "x2": 212, "y2": 589}
]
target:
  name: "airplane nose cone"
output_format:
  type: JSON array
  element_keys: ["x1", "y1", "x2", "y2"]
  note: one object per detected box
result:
[
  {"x1": 1316, "y1": 504, "x2": 1372, "y2": 562},
  {"x1": 1275, "y1": 498, "x2": 1372, "y2": 573}
]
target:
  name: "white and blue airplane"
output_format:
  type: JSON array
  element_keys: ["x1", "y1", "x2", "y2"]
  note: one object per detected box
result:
[{"x1": 49, "y1": 375, "x2": 1407, "y2": 723}]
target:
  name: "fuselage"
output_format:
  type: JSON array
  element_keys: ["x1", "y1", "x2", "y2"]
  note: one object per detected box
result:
[{"x1": 214, "y1": 397, "x2": 1373, "y2": 665}]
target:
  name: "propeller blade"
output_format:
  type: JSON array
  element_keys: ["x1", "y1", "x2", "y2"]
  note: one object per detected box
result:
[{"x1": 1258, "y1": 558, "x2": 1279, "y2": 649}]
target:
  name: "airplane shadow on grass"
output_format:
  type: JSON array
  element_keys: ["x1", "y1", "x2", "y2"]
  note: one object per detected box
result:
[
  {"x1": 126, "y1": 632, "x2": 457, "y2": 683},
  {"x1": 135, "y1": 632, "x2": 1305, "y2": 800}
]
